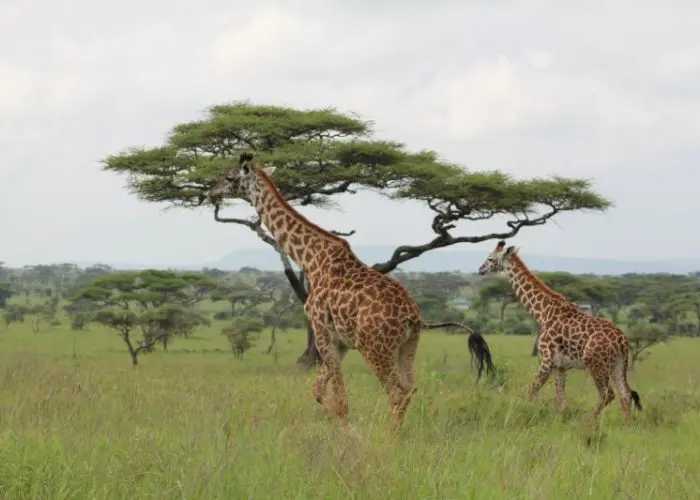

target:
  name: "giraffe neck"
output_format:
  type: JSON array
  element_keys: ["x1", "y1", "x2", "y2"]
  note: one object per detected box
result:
[
  {"x1": 503, "y1": 254, "x2": 569, "y2": 325},
  {"x1": 247, "y1": 169, "x2": 349, "y2": 275}
]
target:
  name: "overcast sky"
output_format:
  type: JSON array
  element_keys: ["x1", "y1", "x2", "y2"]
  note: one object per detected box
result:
[{"x1": 1, "y1": 0, "x2": 699, "y2": 267}]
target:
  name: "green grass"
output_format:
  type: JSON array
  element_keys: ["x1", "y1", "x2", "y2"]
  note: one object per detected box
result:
[{"x1": 0, "y1": 319, "x2": 698, "y2": 499}]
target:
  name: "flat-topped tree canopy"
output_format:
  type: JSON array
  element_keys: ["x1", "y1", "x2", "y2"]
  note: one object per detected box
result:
[
  {"x1": 102, "y1": 101, "x2": 612, "y2": 368},
  {"x1": 103, "y1": 102, "x2": 611, "y2": 269}
]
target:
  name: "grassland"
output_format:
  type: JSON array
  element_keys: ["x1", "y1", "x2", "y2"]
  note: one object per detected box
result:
[{"x1": 0, "y1": 318, "x2": 698, "y2": 499}]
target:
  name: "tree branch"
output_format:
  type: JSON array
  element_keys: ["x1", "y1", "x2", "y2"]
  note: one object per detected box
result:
[
  {"x1": 330, "y1": 229, "x2": 356, "y2": 237},
  {"x1": 372, "y1": 207, "x2": 561, "y2": 274},
  {"x1": 299, "y1": 181, "x2": 354, "y2": 206}
]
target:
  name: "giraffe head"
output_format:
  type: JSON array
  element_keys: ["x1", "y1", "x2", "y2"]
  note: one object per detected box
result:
[
  {"x1": 477, "y1": 240, "x2": 517, "y2": 275},
  {"x1": 209, "y1": 153, "x2": 276, "y2": 199}
]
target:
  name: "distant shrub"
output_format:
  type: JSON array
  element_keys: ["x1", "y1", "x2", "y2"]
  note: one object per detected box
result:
[{"x1": 214, "y1": 310, "x2": 234, "y2": 321}]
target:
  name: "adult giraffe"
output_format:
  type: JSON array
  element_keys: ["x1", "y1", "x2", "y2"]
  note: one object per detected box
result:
[
  {"x1": 209, "y1": 153, "x2": 495, "y2": 435},
  {"x1": 477, "y1": 240, "x2": 642, "y2": 421}
]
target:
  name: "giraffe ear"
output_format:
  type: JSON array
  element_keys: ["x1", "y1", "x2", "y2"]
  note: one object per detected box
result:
[{"x1": 262, "y1": 166, "x2": 277, "y2": 177}]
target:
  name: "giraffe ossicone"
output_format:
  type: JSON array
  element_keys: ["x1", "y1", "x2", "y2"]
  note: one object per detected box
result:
[
  {"x1": 478, "y1": 240, "x2": 642, "y2": 421},
  {"x1": 210, "y1": 153, "x2": 496, "y2": 435}
]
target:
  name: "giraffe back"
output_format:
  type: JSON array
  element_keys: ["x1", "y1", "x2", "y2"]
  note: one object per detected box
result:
[
  {"x1": 540, "y1": 303, "x2": 630, "y2": 369},
  {"x1": 307, "y1": 244, "x2": 422, "y2": 351}
]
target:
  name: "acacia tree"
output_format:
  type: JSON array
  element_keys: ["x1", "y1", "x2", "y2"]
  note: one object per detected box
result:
[
  {"x1": 72, "y1": 270, "x2": 214, "y2": 366},
  {"x1": 102, "y1": 102, "x2": 611, "y2": 369}
]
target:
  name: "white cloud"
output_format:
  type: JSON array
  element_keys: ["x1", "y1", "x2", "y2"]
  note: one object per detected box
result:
[
  {"x1": 400, "y1": 55, "x2": 656, "y2": 142},
  {"x1": 0, "y1": 63, "x2": 35, "y2": 114},
  {"x1": 2, "y1": 0, "x2": 700, "y2": 266},
  {"x1": 659, "y1": 47, "x2": 700, "y2": 77}
]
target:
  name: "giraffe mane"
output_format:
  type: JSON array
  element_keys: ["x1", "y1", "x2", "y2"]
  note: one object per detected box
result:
[
  {"x1": 254, "y1": 166, "x2": 351, "y2": 248},
  {"x1": 509, "y1": 252, "x2": 579, "y2": 309}
]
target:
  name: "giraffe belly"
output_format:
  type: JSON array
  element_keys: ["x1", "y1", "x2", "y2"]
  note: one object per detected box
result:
[{"x1": 552, "y1": 351, "x2": 586, "y2": 370}]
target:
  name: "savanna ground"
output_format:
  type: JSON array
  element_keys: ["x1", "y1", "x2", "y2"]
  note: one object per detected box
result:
[{"x1": 0, "y1": 320, "x2": 698, "y2": 499}]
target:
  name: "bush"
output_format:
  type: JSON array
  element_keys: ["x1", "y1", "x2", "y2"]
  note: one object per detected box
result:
[
  {"x1": 502, "y1": 317, "x2": 533, "y2": 336},
  {"x1": 626, "y1": 323, "x2": 670, "y2": 368},
  {"x1": 214, "y1": 310, "x2": 234, "y2": 321}
]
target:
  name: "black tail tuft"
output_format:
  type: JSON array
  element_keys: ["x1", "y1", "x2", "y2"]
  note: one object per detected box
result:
[
  {"x1": 239, "y1": 152, "x2": 254, "y2": 164},
  {"x1": 468, "y1": 332, "x2": 496, "y2": 383},
  {"x1": 630, "y1": 390, "x2": 643, "y2": 411}
]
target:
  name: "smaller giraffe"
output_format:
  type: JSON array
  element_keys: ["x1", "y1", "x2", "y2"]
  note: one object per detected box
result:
[{"x1": 477, "y1": 240, "x2": 642, "y2": 421}]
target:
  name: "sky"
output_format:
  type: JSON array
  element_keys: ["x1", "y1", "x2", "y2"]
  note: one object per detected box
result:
[{"x1": 1, "y1": 0, "x2": 699, "y2": 267}]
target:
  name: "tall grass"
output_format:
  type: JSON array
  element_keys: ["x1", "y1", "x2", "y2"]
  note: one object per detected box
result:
[{"x1": 0, "y1": 322, "x2": 698, "y2": 499}]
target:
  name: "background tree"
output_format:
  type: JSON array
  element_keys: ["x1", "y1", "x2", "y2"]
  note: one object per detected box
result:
[
  {"x1": 390, "y1": 271, "x2": 470, "y2": 327},
  {"x1": 477, "y1": 277, "x2": 517, "y2": 326},
  {"x1": 2, "y1": 304, "x2": 28, "y2": 328},
  {"x1": 27, "y1": 296, "x2": 61, "y2": 333},
  {"x1": 626, "y1": 323, "x2": 670, "y2": 369},
  {"x1": 0, "y1": 282, "x2": 12, "y2": 309},
  {"x1": 64, "y1": 298, "x2": 101, "y2": 331},
  {"x1": 211, "y1": 279, "x2": 272, "y2": 320},
  {"x1": 71, "y1": 270, "x2": 214, "y2": 366},
  {"x1": 221, "y1": 317, "x2": 265, "y2": 359},
  {"x1": 102, "y1": 102, "x2": 611, "y2": 369}
]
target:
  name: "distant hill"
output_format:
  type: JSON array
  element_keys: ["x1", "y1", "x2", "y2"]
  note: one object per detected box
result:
[{"x1": 205, "y1": 245, "x2": 700, "y2": 275}]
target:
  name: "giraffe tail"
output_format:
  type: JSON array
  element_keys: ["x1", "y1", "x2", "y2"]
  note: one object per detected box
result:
[
  {"x1": 624, "y1": 349, "x2": 643, "y2": 412},
  {"x1": 468, "y1": 331, "x2": 496, "y2": 382},
  {"x1": 421, "y1": 322, "x2": 496, "y2": 381},
  {"x1": 630, "y1": 390, "x2": 643, "y2": 411}
]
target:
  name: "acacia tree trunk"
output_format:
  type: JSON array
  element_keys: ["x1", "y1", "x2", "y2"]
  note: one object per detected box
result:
[
  {"x1": 531, "y1": 330, "x2": 540, "y2": 357},
  {"x1": 123, "y1": 335, "x2": 139, "y2": 367},
  {"x1": 282, "y1": 268, "x2": 322, "y2": 369}
]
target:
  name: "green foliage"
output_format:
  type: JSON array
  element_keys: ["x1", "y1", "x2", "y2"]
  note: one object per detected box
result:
[
  {"x1": 63, "y1": 299, "x2": 101, "y2": 332},
  {"x1": 140, "y1": 304, "x2": 211, "y2": 344},
  {"x1": 502, "y1": 316, "x2": 533, "y2": 336},
  {"x1": 211, "y1": 279, "x2": 272, "y2": 316},
  {"x1": 221, "y1": 317, "x2": 265, "y2": 359},
  {"x1": 626, "y1": 323, "x2": 671, "y2": 367},
  {"x1": 70, "y1": 270, "x2": 214, "y2": 365},
  {"x1": 2, "y1": 304, "x2": 28, "y2": 326},
  {"x1": 0, "y1": 282, "x2": 12, "y2": 308},
  {"x1": 27, "y1": 297, "x2": 61, "y2": 333},
  {"x1": 392, "y1": 271, "x2": 470, "y2": 323},
  {"x1": 101, "y1": 102, "x2": 610, "y2": 275}
]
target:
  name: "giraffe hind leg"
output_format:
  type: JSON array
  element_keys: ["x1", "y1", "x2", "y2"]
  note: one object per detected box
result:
[
  {"x1": 583, "y1": 338, "x2": 620, "y2": 421},
  {"x1": 612, "y1": 354, "x2": 638, "y2": 420},
  {"x1": 361, "y1": 341, "x2": 414, "y2": 437},
  {"x1": 395, "y1": 332, "x2": 420, "y2": 428},
  {"x1": 398, "y1": 330, "x2": 419, "y2": 391},
  {"x1": 586, "y1": 364, "x2": 614, "y2": 421},
  {"x1": 555, "y1": 368, "x2": 567, "y2": 411}
]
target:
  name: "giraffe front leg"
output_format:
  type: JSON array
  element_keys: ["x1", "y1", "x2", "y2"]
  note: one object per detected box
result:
[
  {"x1": 555, "y1": 368, "x2": 567, "y2": 411},
  {"x1": 528, "y1": 359, "x2": 554, "y2": 402},
  {"x1": 309, "y1": 321, "x2": 349, "y2": 427},
  {"x1": 312, "y1": 344, "x2": 348, "y2": 410}
]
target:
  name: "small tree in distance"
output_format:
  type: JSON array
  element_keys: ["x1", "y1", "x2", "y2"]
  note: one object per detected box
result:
[
  {"x1": 222, "y1": 316, "x2": 265, "y2": 359},
  {"x1": 626, "y1": 323, "x2": 670, "y2": 369},
  {"x1": 71, "y1": 270, "x2": 215, "y2": 366}
]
